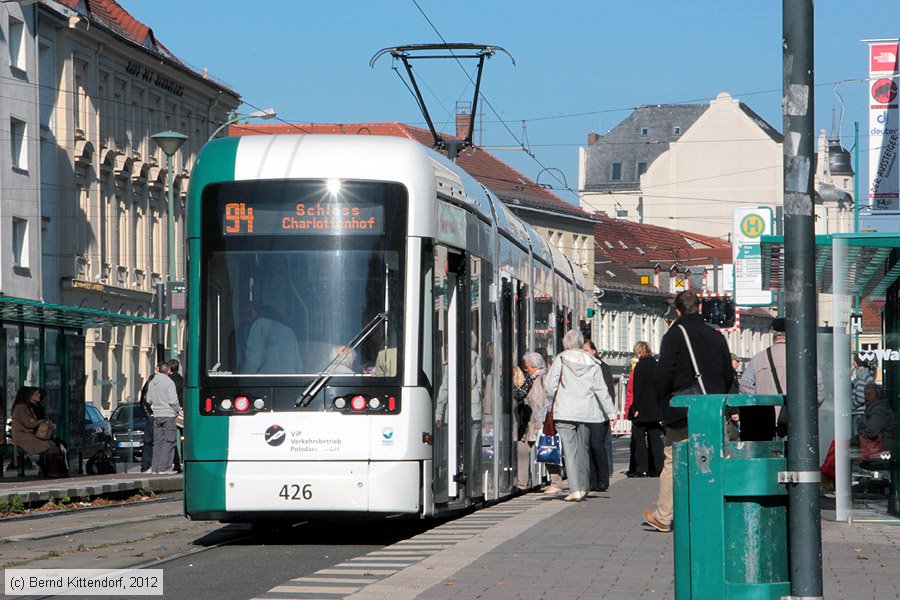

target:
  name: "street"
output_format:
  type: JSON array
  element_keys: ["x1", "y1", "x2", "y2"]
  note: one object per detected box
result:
[{"x1": 0, "y1": 494, "x2": 442, "y2": 600}]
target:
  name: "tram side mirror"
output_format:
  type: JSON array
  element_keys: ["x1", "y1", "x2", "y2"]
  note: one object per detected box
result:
[{"x1": 701, "y1": 297, "x2": 736, "y2": 329}]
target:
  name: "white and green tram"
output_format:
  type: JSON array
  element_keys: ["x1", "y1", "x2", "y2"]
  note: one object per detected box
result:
[{"x1": 184, "y1": 134, "x2": 588, "y2": 521}]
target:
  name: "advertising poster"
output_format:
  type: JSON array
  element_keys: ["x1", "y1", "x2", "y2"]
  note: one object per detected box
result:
[{"x1": 868, "y1": 40, "x2": 900, "y2": 212}]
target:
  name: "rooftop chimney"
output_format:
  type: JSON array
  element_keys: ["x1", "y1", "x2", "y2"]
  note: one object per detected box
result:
[{"x1": 456, "y1": 111, "x2": 471, "y2": 140}]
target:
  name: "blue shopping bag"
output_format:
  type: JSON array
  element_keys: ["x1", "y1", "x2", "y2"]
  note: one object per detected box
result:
[{"x1": 536, "y1": 434, "x2": 562, "y2": 465}]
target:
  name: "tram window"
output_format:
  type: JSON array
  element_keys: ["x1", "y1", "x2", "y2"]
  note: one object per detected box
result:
[{"x1": 205, "y1": 249, "x2": 403, "y2": 377}]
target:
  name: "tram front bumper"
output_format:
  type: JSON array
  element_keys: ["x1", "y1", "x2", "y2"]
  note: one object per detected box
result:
[{"x1": 206, "y1": 460, "x2": 421, "y2": 514}]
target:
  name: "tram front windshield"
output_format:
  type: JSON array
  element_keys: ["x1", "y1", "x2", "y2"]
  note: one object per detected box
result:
[{"x1": 201, "y1": 179, "x2": 406, "y2": 380}]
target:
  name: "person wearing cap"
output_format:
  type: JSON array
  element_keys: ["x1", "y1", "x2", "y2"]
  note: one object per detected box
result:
[{"x1": 738, "y1": 317, "x2": 824, "y2": 440}]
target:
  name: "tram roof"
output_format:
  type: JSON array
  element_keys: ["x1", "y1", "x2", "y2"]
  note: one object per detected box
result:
[
  {"x1": 0, "y1": 297, "x2": 166, "y2": 329},
  {"x1": 760, "y1": 232, "x2": 900, "y2": 300}
]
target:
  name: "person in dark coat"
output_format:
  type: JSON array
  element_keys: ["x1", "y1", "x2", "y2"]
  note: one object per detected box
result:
[
  {"x1": 643, "y1": 290, "x2": 734, "y2": 532},
  {"x1": 10, "y1": 386, "x2": 67, "y2": 478},
  {"x1": 629, "y1": 341, "x2": 664, "y2": 477},
  {"x1": 584, "y1": 340, "x2": 616, "y2": 492},
  {"x1": 167, "y1": 359, "x2": 184, "y2": 472}
]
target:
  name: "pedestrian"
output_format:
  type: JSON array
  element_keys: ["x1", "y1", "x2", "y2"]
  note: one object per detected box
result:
[
  {"x1": 168, "y1": 358, "x2": 184, "y2": 473},
  {"x1": 146, "y1": 361, "x2": 181, "y2": 474},
  {"x1": 138, "y1": 371, "x2": 155, "y2": 472},
  {"x1": 544, "y1": 329, "x2": 616, "y2": 502},
  {"x1": 643, "y1": 290, "x2": 734, "y2": 532},
  {"x1": 629, "y1": 341, "x2": 664, "y2": 477},
  {"x1": 624, "y1": 357, "x2": 638, "y2": 476},
  {"x1": 740, "y1": 317, "x2": 824, "y2": 439},
  {"x1": 10, "y1": 386, "x2": 67, "y2": 478},
  {"x1": 168, "y1": 359, "x2": 184, "y2": 407},
  {"x1": 851, "y1": 355, "x2": 874, "y2": 436},
  {"x1": 583, "y1": 339, "x2": 616, "y2": 492},
  {"x1": 515, "y1": 352, "x2": 554, "y2": 490}
]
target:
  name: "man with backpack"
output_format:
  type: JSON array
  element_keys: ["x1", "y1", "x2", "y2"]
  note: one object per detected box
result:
[{"x1": 643, "y1": 290, "x2": 734, "y2": 532}]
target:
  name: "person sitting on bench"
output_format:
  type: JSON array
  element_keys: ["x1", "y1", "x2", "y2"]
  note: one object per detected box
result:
[{"x1": 10, "y1": 386, "x2": 67, "y2": 478}]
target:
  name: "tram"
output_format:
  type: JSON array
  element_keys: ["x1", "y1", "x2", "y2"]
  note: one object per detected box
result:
[{"x1": 183, "y1": 134, "x2": 589, "y2": 521}]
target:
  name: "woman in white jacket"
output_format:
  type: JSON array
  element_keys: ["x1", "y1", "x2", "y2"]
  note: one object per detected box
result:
[{"x1": 544, "y1": 329, "x2": 616, "y2": 502}]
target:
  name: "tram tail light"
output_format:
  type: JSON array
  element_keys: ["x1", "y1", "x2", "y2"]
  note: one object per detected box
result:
[
  {"x1": 204, "y1": 397, "x2": 213, "y2": 412},
  {"x1": 388, "y1": 396, "x2": 396, "y2": 411},
  {"x1": 234, "y1": 396, "x2": 250, "y2": 412},
  {"x1": 350, "y1": 395, "x2": 367, "y2": 411}
]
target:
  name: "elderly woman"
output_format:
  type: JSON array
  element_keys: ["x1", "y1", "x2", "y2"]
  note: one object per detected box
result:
[
  {"x1": 515, "y1": 352, "x2": 552, "y2": 490},
  {"x1": 10, "y1": 386, "x2": 66, "y2": 478},
  {"x1": 858, "y1": 382, "x2": 896, "y2": 459},
  {"x1": 544, "y1": 330, "x2": 616, "y2": 502}
]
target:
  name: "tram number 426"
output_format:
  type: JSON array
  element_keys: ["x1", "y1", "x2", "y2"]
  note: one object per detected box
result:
[{"x1": 279, "y1": 484, "x2": 313, "y2": 500}]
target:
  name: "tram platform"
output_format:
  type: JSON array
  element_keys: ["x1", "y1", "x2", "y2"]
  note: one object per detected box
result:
[
  {"x1": 0, "y1": 470, "x2": 182, "y2": 507},
  {"x1": 253, "y1": 473, "x2": 900, "y2": 600}
]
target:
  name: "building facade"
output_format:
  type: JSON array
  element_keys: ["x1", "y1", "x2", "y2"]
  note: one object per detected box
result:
[
  {"x1": 580, "y1": 92, "x2": 784, "y2": 240},
  {"x1": 1, "y1": 0, "x2": 240, "y2": 431}
]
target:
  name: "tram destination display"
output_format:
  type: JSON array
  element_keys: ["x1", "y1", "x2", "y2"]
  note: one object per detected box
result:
[{"x1": 222, "y1": 200, "x2": 384, "y2": 236}]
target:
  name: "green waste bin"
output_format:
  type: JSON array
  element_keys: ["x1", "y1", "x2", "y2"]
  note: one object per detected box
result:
[{"x1": 672, "y1": 394, "x2": 790, "y2": 600}]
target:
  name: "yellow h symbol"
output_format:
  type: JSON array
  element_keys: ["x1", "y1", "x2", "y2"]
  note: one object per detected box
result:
[{"x1": 741, "y1": 214, "x2": 765, "y2": 238}]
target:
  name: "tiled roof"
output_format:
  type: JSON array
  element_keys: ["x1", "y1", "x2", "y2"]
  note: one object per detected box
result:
[
  {"x1": 593, "y1": 216, "x2": 731, "y2": 268},
  {"x1": 230, "y1": 122, "x2": 593, "y2": 220},
  {"x1": 594, "y1": 259, "x2": 669, "y2": 296}
]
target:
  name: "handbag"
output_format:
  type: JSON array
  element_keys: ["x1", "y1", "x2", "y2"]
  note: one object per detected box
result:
[
  {"x1": 536, "y1": 433, "x2": 562, "y2": 465},
  {"x1": 35, "y1": 420, "x2": 54, "y2": 440},
  {"x1": 543, "y1": 367, "x2": 566, "y2": 436},
  {"x1": 859, "y1": 434, "x2": 885, "y2": 459}
]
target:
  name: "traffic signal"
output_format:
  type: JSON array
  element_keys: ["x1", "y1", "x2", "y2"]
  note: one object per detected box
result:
[{"x1": 702, "y1": 296, "x2": 736, "y2": 328}]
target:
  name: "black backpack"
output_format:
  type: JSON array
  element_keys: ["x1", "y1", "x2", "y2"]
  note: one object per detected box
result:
[{"x1": 139, "y1": 374, "x2": 155, "y2": 417}]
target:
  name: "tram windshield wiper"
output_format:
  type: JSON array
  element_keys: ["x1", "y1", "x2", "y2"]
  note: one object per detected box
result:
[{"x1": 295, "y1": 312, "x2": 388, "y2": 407}]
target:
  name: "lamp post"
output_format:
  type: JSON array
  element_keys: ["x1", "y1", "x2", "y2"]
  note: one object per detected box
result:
[
  {"x1": 208, "y1": 108, "x2": 277, "y2": 142},
  {"x1": 151, "y1": 130, "x2": 189, "y2": 360}
]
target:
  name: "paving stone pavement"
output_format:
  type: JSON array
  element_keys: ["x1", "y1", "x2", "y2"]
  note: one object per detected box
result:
[{"x1": 258, "y1": 475, "x2": 900, "y2": 600}]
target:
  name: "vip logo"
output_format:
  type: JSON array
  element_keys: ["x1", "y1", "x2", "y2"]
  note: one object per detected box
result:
[{"x1": 265, "y1": 425, "x2": 286, "y2": 446}]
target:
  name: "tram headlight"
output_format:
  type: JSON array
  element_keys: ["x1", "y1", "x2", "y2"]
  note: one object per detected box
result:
[
  {"x1": 367, "y1": 397, "x2": 381, "y2": 410},
  {"x1": 219, "y1": 398, "x2": 233, "y2": 411},
  {"x1": 350, "y1": 395, "x2": 367, "y2": 411},
  {"x1": 333, "y1": 397, "x2": 347, "y2": 410},
  {"x1": 234, "y1": 396, "x2": 250, "y2": 412},
  {"x1": 252, "y1": 397, "x2": 265, "y2": 410}
]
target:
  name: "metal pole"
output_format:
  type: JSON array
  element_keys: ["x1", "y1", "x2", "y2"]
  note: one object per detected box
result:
[
  {"x1": 156, "y1": 281, "x2": 165, "y2": 364},
  {"x1": 853, "y1": 121, "x2": 860, "y2": 234},
  {"x1": 166, "y1": 153, "x2": 177, "y2": 360},
  {"x1": 782, "y1": 1, "x2": 824, "y2": 597}
]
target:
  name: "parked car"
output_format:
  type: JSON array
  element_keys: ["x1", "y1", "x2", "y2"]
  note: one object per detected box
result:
[
  {"x1": 109, "y1": 402, "x2": 150, "y2": 462},
  {"x1": 83, "y1": 403, "x2": 116, "y2": 474}
]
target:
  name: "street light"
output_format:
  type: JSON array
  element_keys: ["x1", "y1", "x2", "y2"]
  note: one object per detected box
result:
[
  {"x1": 151, "y1": 130, "x2": 188, "y2": 361},
  {"x1": 208, "y1": 108, "x2": 277, "y2": 142}
]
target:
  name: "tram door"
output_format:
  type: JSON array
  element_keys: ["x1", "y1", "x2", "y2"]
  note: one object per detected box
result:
[
  {"x1": 499, "y1": 277, "x2": 528, "y2": 492},
  {"x1": 433, "y1": 248, "x2": 470, "y2": 503}
]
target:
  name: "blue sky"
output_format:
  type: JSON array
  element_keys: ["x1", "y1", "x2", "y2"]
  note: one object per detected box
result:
[{"x1": 121, "y1": 1, "x2": 897, "y2": 229}]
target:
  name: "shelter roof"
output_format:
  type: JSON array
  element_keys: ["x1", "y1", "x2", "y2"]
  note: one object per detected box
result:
[
  {"x1": 0, "y1": 297, "x2": 164, "y2": 329},
  {"x1": 761, "y1": 233, "x2": 900, "y2": 301},
  {"x1": 230, "y1": 122, "x2": 594, "y2": 221}
]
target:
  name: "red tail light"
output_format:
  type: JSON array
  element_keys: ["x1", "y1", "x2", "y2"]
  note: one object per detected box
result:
[
  {"x1": 205, "y1": 397, "x2": 213, "y2": 412},
  {"x1": 234, "y1": 396, "x2": 250, "y2": 412},
  {"x1": 388, "y1": 396, "x2": 396, "y2": 411},
  {"x1": 350, "y1": 395, "x2": 367, "y2": 411}
]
